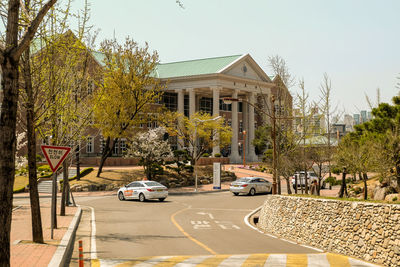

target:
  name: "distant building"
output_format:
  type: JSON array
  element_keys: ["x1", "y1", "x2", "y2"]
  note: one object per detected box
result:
[
  {"x1": 343, "y1": 114, "x2": 355, "y2": 132},
  {"x1": 293, "y1": 107, "x2": 325, "y2": 136},
  {"x1": 361, "y1": 110, "x2": 367, "y2": 123},
  {"x1": 353, "y1": 114, "x2": 361, "y2": 125}
]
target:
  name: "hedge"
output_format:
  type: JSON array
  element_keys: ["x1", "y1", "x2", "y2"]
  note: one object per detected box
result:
[{"x1": 60, "y1": 167, "x2": 94, "y2": 184}]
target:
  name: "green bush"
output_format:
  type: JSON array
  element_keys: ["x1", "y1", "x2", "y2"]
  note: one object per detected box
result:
[
  {"x1": 36, "y1": 154, "x2": 43, "y2": 162},
  {"x1": 392, "y1": 197, "x2": 398, "y2": 202},
  {"x1": 184, "y1": 165, "x2": 194, "y2": 173},
  {"x1": 202, "y1": 153, "x2": 210, "y2": 158},
  {"x1": 331, "y1": 166, "x2": 342, "y2": 175},
  {"x1": 60, "y1": 167, "x2": 94, "y2": 184},
  {"x1": 214, "y1": 153, "x2": 221, "y2": 158},
  {"x1": 38, "y1": 165, "x2": 51, "y2": 172}
]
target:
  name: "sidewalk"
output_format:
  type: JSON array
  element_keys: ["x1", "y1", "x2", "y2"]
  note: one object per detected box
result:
[{"x1": 11, "y1": 201, "x2": 77, "y2": 266}]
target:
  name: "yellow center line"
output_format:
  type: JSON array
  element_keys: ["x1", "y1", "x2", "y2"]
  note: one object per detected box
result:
[
  {"x1": 170, "y1": 207, "x2": 217, "y2": 255},
  {"x1": 286, "y1": 254, "x2": 308, "y2": 267}
]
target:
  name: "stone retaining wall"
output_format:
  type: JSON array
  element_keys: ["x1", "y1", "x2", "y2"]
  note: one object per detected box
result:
[{"x1": 258, "y1": 195, "x2": 400, "y2": 266}]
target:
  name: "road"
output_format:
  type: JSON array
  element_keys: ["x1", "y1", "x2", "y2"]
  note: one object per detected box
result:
[{"x1": 76, "y1": 191, "x2": 316, "y2": 262}]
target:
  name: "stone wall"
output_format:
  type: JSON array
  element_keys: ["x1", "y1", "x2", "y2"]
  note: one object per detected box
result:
[{"x1": 258, "y1": 195, "x2": 400, "y2": 266}]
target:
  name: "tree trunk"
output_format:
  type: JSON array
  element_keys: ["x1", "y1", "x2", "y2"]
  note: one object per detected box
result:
[
  {"x1": 294, "y1": 175, "x2": 298, "y2": 194},
  {"x1": 339, "y1": 168, "x2": 348, "y2": 198},
  {"x1": 277, "y1": 172, "x2": 281, "y2": 195},
  {"x1": 285, "y1": 177, "x2": 292, "y2": 194},
  {"x1": 75, "y1": 144, "x2": 80, "y2": 181},
  {"x1": 22, "y1": 48, "x2": 44, "y2": 243},
  {"x1": 60, "y1": 160, "x2": 68, "y2": 216},
  {"x1": 396, "y1": 165, "x2": 400, "y2": 193},
  {"x1": 0, "y1": 54, "x2": 21, "y2": 266},
  {"x1": 97, "y1": 137, "x2": 116, "y2": 177},
  {"x1": 363, "y1": 172, "x2": 368, "y2": 200}
]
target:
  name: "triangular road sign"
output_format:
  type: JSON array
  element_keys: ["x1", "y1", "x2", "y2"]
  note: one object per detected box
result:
[{"x1": 41, "y1": 145, "x2": 72, "y2": 173}]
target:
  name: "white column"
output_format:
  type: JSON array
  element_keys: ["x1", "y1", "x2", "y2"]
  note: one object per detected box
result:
[
  {"x1": 230, "y1": 91, "x2": 241, "y2": 163},
  {"x1": 248, "y1": 92, "x2": 257, "y2": 161},
  {"x1": 212, "y1": 87, "x2": 220, "y2": 156},
  {"x1": 188, "y1": 88, "x2": 195, "y2": 118},
  {"x1": 242, "y1": 97, "x2": 249, "y2": 158},
  {"x1": 177, "y1": 89, "x2": 185, "y2": 149}
]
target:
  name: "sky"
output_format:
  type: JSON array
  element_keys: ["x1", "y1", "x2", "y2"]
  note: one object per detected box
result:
[{"x1": 74, "y1": 0, "x2": 399, "y2": 114}]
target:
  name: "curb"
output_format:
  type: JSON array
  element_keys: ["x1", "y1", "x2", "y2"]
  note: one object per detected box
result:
[
  {"x1": 168, "y1": 189, "x2": 230, "y2": 196},
  {"x1": 48, "y1": 207, "x2": 82, "y2": 267}
]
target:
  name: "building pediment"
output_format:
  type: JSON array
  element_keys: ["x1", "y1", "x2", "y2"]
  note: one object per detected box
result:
[{"x1": 218, "y1": 54, "x2": 272, "y2": 83}]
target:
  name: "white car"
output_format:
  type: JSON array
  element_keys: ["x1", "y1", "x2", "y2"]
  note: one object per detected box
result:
[
  {"x1": 291, "y1": 171, "x2": 326, "y2": 189},
  {"x1": 230, "y1": 177, "x2": 273, "y2": 196},
  {"x1": 118, "y1": 181, "x2": 168, "y2": 202}
]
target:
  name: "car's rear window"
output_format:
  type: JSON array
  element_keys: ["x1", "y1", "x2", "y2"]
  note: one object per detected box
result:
[
  {"x1": 144, "y1": 181, "x2": 162, "y2": 187},
  {"x1": 236, "y1": 178, "x2": 251, "y2": 182}
]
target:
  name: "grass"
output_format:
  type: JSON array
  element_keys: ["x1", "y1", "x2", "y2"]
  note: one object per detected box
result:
[
  {"x1": 69, "y1": 168, "x2": 146, "y2": 187},
  {"x1": 14, "y1": 175, "x2": 29, "y2": 191}
]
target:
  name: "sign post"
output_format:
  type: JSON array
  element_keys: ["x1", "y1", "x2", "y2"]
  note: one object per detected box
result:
[
  {"x1": 213, "y1": 162, "x2": 221, "y2": 190},
  {"x1": 41, "y1": 145, "x2": 71, "y2": 239}
]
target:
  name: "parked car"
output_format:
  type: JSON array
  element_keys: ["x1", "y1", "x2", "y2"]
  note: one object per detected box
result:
[
  {"x1": 230, "y1": 177, "x2": 272, "y2": 196},
  {"x1": 291, "y1": 171, "x2": 326, "y2": 189},
  {"x1": 118, "y1": 181, "x2": 168, "y2": 202}
]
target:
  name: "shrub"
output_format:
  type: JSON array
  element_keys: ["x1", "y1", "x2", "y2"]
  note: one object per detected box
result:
[
  {"x1": 392, "y1": 196, "x2": 398, "y2": 202},
  {"x1": 214, "y1": 153, "x2": 221, "y2": 158},
  {"x1": 36, "y1": 154, "x2": 43, "y2": 162},
  {"x1": 202, "y1": 153, "x2": 210, "y2": 158},
  {"x1": 332, "y1": 166, "x2": 342, "y2": 175},
  {"x1": 38, "y1": 165, "x2": 51, "y2": 172}
]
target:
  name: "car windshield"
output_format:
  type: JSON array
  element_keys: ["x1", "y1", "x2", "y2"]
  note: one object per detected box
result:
[
  {"x1": 144, "y1": 181, "x2": 163, "y2": 187},
  {"x1": 236, "y1": 178, "x2": 252, "y2": 183}
]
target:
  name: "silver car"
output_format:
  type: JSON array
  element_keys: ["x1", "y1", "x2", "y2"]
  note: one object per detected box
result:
[
  {"x1": 118, "y1": 181, "x2": 168, "y2": 202},
  {"x1": 230, "y1": 177, "x2": 272, "y2": 196}
]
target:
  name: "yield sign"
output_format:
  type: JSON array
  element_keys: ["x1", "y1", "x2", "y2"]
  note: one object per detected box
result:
[{"x1": 41, "y1": 145, "x2": 72, "y2": 173}]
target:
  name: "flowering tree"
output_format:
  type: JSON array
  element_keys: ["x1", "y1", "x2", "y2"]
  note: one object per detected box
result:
[{"x1": 126, "y1": 128, "x2": 172, "y2": 180}]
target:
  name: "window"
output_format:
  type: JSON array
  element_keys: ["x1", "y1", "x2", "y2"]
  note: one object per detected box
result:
[
  {"x1": 162, "y1": 92, "x2": 178, "y2": 111},
  {"x1": 86, "y1": 137, "x2": 93, "y2": 153},
  {"x1": 120, "y1": 139, "x2": 127, "y2": 153},
  {"x1": 200, "y1": 97, "x2": 212, "y2": 114},
  {"x1": 219, "y1": 99, "x2": 231, "y2": 111},
  {"x1": 239, "y1": 121, "x2": 243, "y2": 132},
  {"x1": 238, "y1": 102, "x2": 243, "y2": 112},
  {"x1": 113, "y1": 141, "x2": 119, "y2": 155},
  {"x1": 227, "y1": 120, "x2": 232, "y2": 127},
  {"x1": 184, "y1": 95, "x2": 189, "y2": 117}
]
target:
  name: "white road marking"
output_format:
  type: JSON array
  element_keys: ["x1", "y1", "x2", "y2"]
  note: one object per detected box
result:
[
  {"x1": 301, "y1": 244, "x2": 324, "y2": 252},
  {"x1": 175, "y1": 255, "x2": 213, "y2": 266},
  {"x1": 191, "y1": 220, "x2": 211, "y2": 230},
  {"x1": 197, "y1": 211, "x2": 215, "y2": 219},
  {"x1": 191, "y1": 208, "x2": 253, "y2": 212},
  {"x1": 218, "y1": 254, "x2": 249, "y2": 266},
  {"x1": 89, "y1": 206, "x2": 97, "y2": 260},
  {"x1": 308, "y1": 254, "x2": 330, "y2": 267},
  {"x1": 99, "y1": 259, "x2": 127, "y2": 267},
  {"x1": 348, "y1": 257, "x2": 380, "y2": 267},
  {"x1": 134, "y1": 256, "x2": 173, "y2": 267},
  {"x1": 264, "y1": 254, "x2": 287, "y2": 267},
  {"x1": 215, "y1": 221, "x2": 241, "y2": 230}
]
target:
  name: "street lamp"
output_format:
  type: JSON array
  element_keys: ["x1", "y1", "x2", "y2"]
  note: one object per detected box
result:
[
  {"x1": 193, "y1": 115, "x2": 222, "y2": 192},
  {"x1": 222, "y1": 96, "x2": 291, "y2": 195}
]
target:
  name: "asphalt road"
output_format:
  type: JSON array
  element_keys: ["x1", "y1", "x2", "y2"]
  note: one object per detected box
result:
[{"x1": 77, "y1": 191, "x2": 316, "y2": 260}]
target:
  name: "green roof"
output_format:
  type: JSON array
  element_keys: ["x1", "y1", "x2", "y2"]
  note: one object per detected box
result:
[{"x1": 154, "y1": 54, "x2": 243, "y2": 79}]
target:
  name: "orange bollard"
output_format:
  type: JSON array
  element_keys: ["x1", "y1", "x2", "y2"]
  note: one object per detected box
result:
[{"x1": 79, "y1": 240, "x2": 84, "y2": 267}]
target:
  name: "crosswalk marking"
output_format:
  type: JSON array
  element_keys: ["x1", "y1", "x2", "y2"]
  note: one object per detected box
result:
[
  {"x1": 218, "y1": 254, "x2": 249, "y2": 266},
  {"x1": 307, "y1": 254, "x2": 330, "y2": 267},
  {"x1": 93, "y1": 253, "x2": 380, "y2": 267},
  {"x1": 242, "y1": 253, "x2": 270, "y2": 266},
  {"x1": 326, "y1": 253, "x2": 351, "y2": 267},
  {"x1": 195, "y1": 255, "x2": 230, "y2": 266},
  {"x1": 174, "y1": 255, "x2": 213, "y2": 266},
  {"x1": 287, "y1": 254, "x2": 308, "y2": 267},
  {"x1": 264, "y1": 254, "x2": 287, "y2": 267}
]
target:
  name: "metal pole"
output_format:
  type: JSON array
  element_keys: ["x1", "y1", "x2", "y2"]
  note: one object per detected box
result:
[
  {"x1": 51, "y1": 171, "x2": 57, "y2": 239},
  {"x1": 271, "y1": 95, "x2": 277, "y2": 195},
  {"x1": 243, "y1": 130, "x2": 246, "y2": 167},
  {"x1": 194, "y1": 122, "x2": 198, "y2": 192}
]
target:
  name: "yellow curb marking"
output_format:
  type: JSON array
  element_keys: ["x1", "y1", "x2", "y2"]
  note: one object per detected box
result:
[
  {"x1": 91, "y1": 259, "x2": 100, "y2": 267},
  {"x1": 171, "y1": 207, "x2": 217, "y2": 255},
  {"x1": 326, "y1": 253, "x2": 351, "y2": 267},
  {"x1": 153, "y1": 256, "x2": 191, "y2": 266},
  {"x1": 286, "y1": 254, "x2": 308, "y2": 267},
  {"x1": 114, "y1": 256, "x2": 153, "y2": 267},
  {"x1": 196, "y1": 255, "x2": 231, "y2": 266},
  {"x1": 242, "y1": 253, "x2": 270, "y2": 266}
]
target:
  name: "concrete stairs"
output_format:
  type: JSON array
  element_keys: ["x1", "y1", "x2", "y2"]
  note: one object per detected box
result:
[{"x1": 37, "y1": 168, "x2": 77, "y2": 193}]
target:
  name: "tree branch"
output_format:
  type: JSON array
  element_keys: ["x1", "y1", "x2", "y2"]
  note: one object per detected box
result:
[{"x1": 13, "y1": 0, "x2": 57, "y2": 61}]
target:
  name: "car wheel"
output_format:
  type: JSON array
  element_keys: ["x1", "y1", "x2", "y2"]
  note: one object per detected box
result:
[
  {"x1": 233, "y1": 192, "x2": 239, "y2": 196},
  {"x1": 139, "y1": 193, "x2": 146, "y2": 202},
  {"x1": 269, "y1": 187, "x2": 273, "y2": 194},
  {"x1": 118, "y1": 192, "x2": 125, "y2": 201},
  {"x1": 159, "y1": 198, "x2": 166, "y2": 202},
  {"x1": 249, "y1": 188, "x2": 256, "y2": 196}
]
